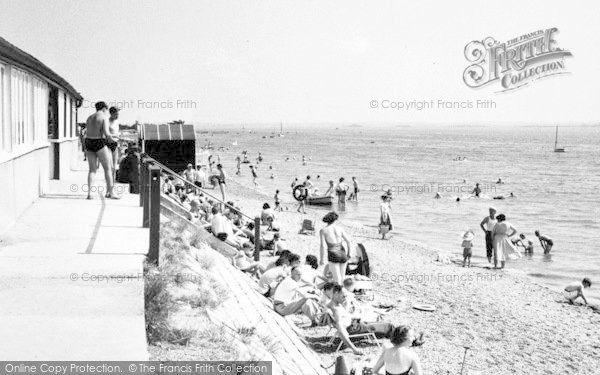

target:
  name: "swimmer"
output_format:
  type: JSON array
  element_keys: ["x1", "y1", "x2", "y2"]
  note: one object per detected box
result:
[
  {"x1": 497, "y1": 178, "x2": 504, "y2": 184},
  {"x1": 456, "y1": 197, "x2": 460, "y2": 202},
  {"x1": 434, "y1": 192, "x2": 442, "y2": 199},
  {"x1": 535, "y1": 230, "x2": 553, "y2": 254},
  {"x1": 471, "y1": 183, "x2": 481, "y2": 197}
]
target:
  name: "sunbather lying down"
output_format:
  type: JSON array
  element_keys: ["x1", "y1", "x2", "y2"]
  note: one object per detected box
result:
[{"x1": 328, "y1": 285, "x2": 424, "y2": 355}]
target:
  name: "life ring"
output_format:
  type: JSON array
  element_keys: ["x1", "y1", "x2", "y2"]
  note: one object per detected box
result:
[{"x1": 293, "y1": 185, "x2": 308, "y2": 201}]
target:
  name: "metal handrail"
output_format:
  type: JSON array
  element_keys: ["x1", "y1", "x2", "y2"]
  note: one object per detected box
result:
[{"x1": 141, "y1": 154, "x2": 254, "y2": 221}]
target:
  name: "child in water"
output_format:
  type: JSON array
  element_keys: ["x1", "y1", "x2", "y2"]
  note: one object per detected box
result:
[{"x1": 462, "y1": 230, "x2": 474, "y2": 267}]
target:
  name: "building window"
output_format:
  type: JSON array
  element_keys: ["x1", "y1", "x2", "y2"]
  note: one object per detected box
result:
[
  {"x1": 0, "y1": 63, "x2": 6, "y2": 152},
  {"x1": 63, "y1": 92, "x2": 67, "y2": 138}
]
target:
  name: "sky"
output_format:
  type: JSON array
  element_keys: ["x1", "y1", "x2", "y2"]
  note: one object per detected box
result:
[{"x1": 1, "y1": 0, "x2": 599, "y2": 126}]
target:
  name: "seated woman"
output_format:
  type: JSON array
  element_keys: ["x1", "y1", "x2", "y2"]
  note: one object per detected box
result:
[
  {"x1": 328, "y1": 285, "x2": 394, "y2": 355},
  {"x1": 234, "y1": 245, "x2": 265, "y2": 278},
  {"x1": 372, "y1": 326, "x2": 423, "y2": 375}
]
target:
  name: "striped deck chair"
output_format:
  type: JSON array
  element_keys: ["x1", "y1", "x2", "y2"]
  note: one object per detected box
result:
[{"x1": 324, "y1": 310, "x2": 380, "y2": 354}]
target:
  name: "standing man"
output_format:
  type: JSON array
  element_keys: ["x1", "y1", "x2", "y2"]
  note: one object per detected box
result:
[
  {"x1": 106, "y1": 107, "x2": 121, "y2": 185},
  {"x1": 480, "y1": 207, "x2": 497, "y2": 263},
  {"x1": 351, "y1": 177, "x2": 360, "y2": 201},
  {"x1": 216, "y1": 164, "x2": 226, "y2": 201},
  {"x1": 85, "y1": 101, "x2": 118, "y2": 199}
]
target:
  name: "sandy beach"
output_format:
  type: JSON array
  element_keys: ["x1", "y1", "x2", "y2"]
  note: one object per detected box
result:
[{"x1": 213, "y1": 175, "x2": 600, "y2": 375}]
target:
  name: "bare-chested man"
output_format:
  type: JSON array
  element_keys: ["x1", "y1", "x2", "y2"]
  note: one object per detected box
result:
[
  {"x1": 106, "y1": 107, "x2": 121, "y2": 184},
  {"x1": 85, "y1": 101, "x2": 118, "y2": 199}
]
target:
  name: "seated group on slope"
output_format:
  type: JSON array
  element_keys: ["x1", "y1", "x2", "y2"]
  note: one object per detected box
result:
[{"x1": 163, "y1": 184, "x2": 425, "y2": 372}]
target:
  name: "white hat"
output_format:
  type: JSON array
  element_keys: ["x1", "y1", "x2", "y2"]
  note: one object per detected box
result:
[{"x1": 463, "y1": 231, "x2": 475, "y2": 241}]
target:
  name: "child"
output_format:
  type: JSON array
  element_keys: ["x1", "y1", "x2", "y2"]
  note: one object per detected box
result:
[
  {"x1": 524, "y1": 240, "x2": 534, "y2": 255},
  {"x1": 564, "y1": 278, "x2": 592, "y2": 305},
  {"x1": 462, "y1": 230, "x2": 474, "y2": 267},
  {"x1": 274, "y1": 190, "x2": 281, "y2": 211}
]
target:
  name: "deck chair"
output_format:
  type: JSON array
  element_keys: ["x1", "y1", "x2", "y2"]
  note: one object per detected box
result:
[
  {"x1": 324, "y1": 310, "x2": 380, "y2": 354},
  {"x1": 299, "y1": 219, "x2": 315, "y2": 235},
  {"x1": 346, "y1": 243, "x2": 371, "y2": 277}
]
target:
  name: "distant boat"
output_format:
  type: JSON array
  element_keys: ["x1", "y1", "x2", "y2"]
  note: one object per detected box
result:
[
  {"x1": 279, "y1": 121, "x2": 284, "y2": 137},
  {"x1": 554, "y1": 126, "x2": 565, "y2": 152},
  {"x1": 232, "y1": 141, "x2": 238, "y2": 146}
]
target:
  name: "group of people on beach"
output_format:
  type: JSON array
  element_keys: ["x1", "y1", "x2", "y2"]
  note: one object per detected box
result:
[
  {"x1": 163, "y1": 180, "x2": 424, "y2": 371},
  {"x1": 459, "y1": 207, "x2": 555, "y2": 269}
]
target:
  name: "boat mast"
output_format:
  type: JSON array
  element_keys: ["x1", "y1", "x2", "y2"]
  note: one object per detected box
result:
[{"x1": 555, "y1": 126, "x2": 558, "y2": 149}]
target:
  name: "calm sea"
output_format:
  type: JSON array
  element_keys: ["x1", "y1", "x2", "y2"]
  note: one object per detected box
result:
[{"x1": 200, "y1": 125, "x2": 600, "y2": 303}]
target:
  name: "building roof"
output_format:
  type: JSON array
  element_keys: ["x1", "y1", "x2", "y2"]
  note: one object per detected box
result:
[
  {"x1": 0, "y1": 36, "x2": 82, "y2": 101},
  {"x1": 140, "y1": 124, "x2": 196, "y2": 141}
]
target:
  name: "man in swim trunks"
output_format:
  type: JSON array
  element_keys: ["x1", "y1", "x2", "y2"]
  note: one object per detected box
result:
[
  {"x1": 216, "y1": 164, "x2": 226, "y2": 201},
  {"x1": 535, "y1": 230, "x2": 554, "y2": 254},
  {"x1": 85, "y1": 101, "x2": 118, "y2": 199},
  {"x1": 479, "y1": 207, "x2": 497, "y2": 263},
  {"x1": 351, "y1": 177, "x2": 359, "y2": 201},
  {"x1": 472, "y1": 182, "x2": 481, "y2": 197},
  {"x1": 106, "y1": 107, "x2": 121, "y2": 184}
]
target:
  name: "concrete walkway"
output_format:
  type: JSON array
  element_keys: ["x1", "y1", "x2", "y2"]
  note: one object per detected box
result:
[{"x1": 0, "y1": 166, "x2": 148, "y2": 360}]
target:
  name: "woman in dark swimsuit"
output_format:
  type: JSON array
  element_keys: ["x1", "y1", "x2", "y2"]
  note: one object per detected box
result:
[
  {"x1": 319, "y1": 211, "x2": 352, "y2": 285},
  {"x1": 372, "y1": 326, "x2": 423, "y2": 375}
]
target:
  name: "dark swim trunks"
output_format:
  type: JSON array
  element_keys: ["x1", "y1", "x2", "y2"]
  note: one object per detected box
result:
[
  {"x1": 85, "y1": 138, "x2": 106, "y2": 153},
  {"x1": 485, "y1": 231, "x2": 493, "y2": 259},
  {"x1": 327, "y1": 243, "x2": 347, "y2": 263},
  {"x1": 106, "y1": 141, "x2": 118, "y2": 152}
]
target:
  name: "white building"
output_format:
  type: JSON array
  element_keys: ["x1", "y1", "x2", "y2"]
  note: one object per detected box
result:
[{"x1": 0, "y1": 36, "x2": 82, "y2": 233}]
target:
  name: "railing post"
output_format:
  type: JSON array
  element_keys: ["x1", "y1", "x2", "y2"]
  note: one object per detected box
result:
[
  {"x1": 253, "y1": 216, "x2": 261, "y2": 261},
  {"x1": 142, "y1": 159, "x2": 150, "y2": 228},
  {"x1": 139, "y1": 153, "x2": 146, "y2": 207},
  {"x1": 148, "y1": 165, "x2": 161, "y2": 265}
]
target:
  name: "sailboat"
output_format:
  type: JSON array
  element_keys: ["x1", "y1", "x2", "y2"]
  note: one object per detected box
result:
[
  {"x1": 554, "y1": 126, "x2": 565, "y2": 152},
  {"x1": 278, "y1": 121, "x2": 284, "y2": 137}
]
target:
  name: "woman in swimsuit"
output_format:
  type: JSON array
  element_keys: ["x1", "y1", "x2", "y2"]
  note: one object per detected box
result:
[
  {"x1": 319, "y1": 211, "x2": 352, "y2": 285},
  {"x1": 250, "y1": 165, "x2": 258, "y2": 186},
  {"x1": 372, "y1": 326, "x2": 423, "y2": 375}
]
